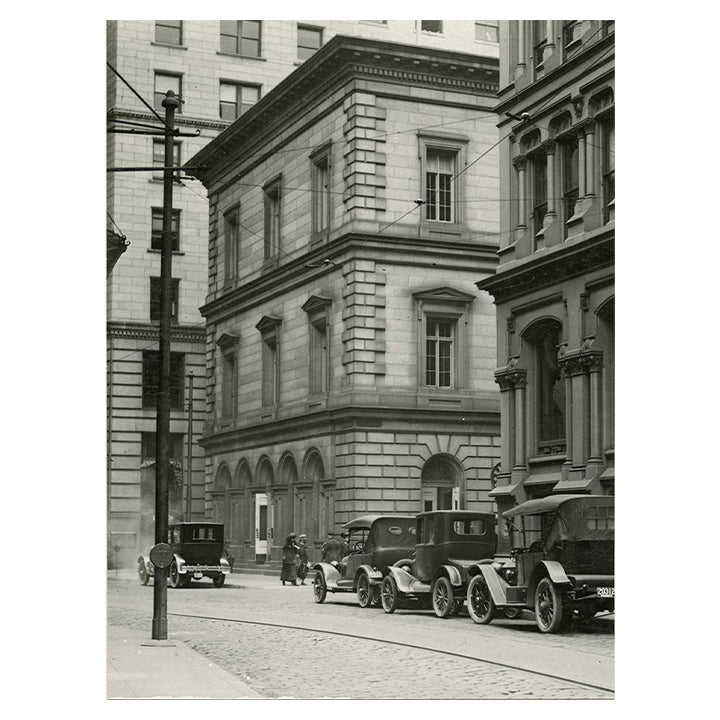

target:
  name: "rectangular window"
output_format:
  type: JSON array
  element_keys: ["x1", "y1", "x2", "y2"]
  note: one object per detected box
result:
[
  {"x1": 531, "y1": 151, "x2": 547, "y2": 236},
  {"x1": 474, "y1": 21, "x2": 498, "y2": 42},
  {"x1": 602, "y1": 120, "x2": 615, "y2": 223},
  {"x1": 155, "y1": 20, "x2": 182, "y2": 45},
  {"x1": 219, "y1": 82, "x2": 260, "y2": 120},
  {"x1": 311, "y1": 146, "x2": 331, "y2": 239},
  {"x1": 220, "y1": 20, "x2": 261, "y2": 56},
  {"x1": 224, "y1": 206, "x2": 240, "y2": 282},
  {"x1": 425, "y1": 150, "x2": 456, "y2": 222},
  {"x1": 261, "y1": 337, "x2": 278, "y2": 406},
  {"x1": 562, "y1": 20, "x2": 582, "y2": 50},
  {"x1": 221, "y1": 351, "x2": 237, "y2": 418},
  {"x1": 141, "y1": 432, "x2": 184, "y2": 463},
  {"x1": 152, "y1": 140, "x2": 181, "y2": 180},
  {"x1": 562, "y1": 139, "x2": 579, "y2": 235},
  {"x1": 154, "y1": 72, "x2": 182, "y2": 112},
  {"x1": 150, "y1": 277, "x2": 179, "y2": 323},
  {"x1": 309, "y1": 318, "x2": 329, "y2": 394},
  {"x1": 421, "y1": 21, "x2": 443, "y2": 34},
  {"x1": 151, "y1": 208, "x2": 180, "y2": 251},
  {"x1": 298, "y1": 25, "x2": 323, "y2": 60},
  {"x1": 263, "y1": 179, "x2": 281, "y2": 259},
  {"x1": 425, "y1": 318, "x2": 454, "y2": 387},
  {"x1": 142, "y1": 351, "x2": 184, "y2": 409},
  {"x1": 532, "y1": 21, "x2": 547, "y2": 74}
]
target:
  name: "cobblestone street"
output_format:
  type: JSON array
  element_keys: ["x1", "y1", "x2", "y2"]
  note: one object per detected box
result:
[{"x1": 108, "y1": 570, "x2": 614, "y2": 699}]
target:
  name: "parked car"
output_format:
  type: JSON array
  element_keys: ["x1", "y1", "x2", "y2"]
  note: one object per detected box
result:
[
  {"x1": 312, "y1": 515, "x2": 416, "y2": 607},
  {"x1": 466, "y1": 494, "x2": 614, "y2": 633},
  {"x1": 380, "y1": 510, "x2": 497, "y2": 618},
  {"x1": 137, "y1": 522, "x2": 232, "y2": 588}
]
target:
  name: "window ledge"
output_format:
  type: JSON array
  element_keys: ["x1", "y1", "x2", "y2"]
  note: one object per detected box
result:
[
  {"x1": 147, "y1": 249, "x2": 184, "y2": 256},
  {"x1": 216, "y1": 51, "x2": 266, "y2": 62},
  {"x1": 151, "y1": 42, "x2": 187, "y2": 51},
  {"x1": 528, "y1": 452, "x2": 567, "y2": 465}
]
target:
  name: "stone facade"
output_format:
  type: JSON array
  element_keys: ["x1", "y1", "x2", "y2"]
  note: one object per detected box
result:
[
  {"x1": 477, "y1": 21, "x2": 615, "y2": 550},
  {"x1": 189, "y1": 35, "x2": 502, "y2": 564}
]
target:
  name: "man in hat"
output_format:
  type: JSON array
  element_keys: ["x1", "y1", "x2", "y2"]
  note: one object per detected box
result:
[{"x1": 296, "y1": 534, "x2": 309, "y2": 585}]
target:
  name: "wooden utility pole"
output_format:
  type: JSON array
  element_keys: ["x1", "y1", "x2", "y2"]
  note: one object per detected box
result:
[{"x1": 152, "y1": 89, "x2": 180, "y2": 641}]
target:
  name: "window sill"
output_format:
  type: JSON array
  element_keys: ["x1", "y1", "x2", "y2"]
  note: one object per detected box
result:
[
  {"x1": 147, "y1": 249, "x2": 184, "y2": 256},
  {"x1": 527, "y1": 453, "x2": 566, "y2": 465},
  {"x1": 151, "y1": 42, "x2": 187, "y2": 51},
  {"x1": 216, "y1": 51, "x2": 266, "y2": 62}
]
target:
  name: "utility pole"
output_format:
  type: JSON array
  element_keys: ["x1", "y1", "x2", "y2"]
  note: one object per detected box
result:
[
  {"x1": 186, "y1": 371, "x2": 194, "y2": 521},
  {"x1": 152, "y1": 89, "x2": 180, "y2": 641}
]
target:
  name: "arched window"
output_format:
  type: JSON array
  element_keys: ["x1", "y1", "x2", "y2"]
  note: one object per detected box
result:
[{"x1": 421, "y1": 454, "x2": 462, "y2": 511}]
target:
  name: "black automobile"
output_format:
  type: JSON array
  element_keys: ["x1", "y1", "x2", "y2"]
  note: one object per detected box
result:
[
  {"x1": 138, "y1": 522, "x2": 232, "y2": 588},
  {"x1": 466, "y1": 494, "x2": 614, "y2": 632}
]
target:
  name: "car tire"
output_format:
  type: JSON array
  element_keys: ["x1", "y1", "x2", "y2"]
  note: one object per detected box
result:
[
  {"x1": 138, "y1": 561, "x2": 149, "y2": 586},
  {"x1": 369, "y1": 584, "x2": 382, "y2": 608},
  {"x1": 357, "y1": 572, "x2": 372, "y2": 608},
  {"x1": 168, "y1": 562, "x2": 181, "y2": 589},
  {"x1": 467, "y1": 575, "x2": 495, "y2": 625},
  {"x1": 432, "y1": 576, "x2": 455, "y2": 619},
  {"x1": 313, "y1": 571, "x2": 327, "y2": 604},
  {"x1": 503, "y1": 607, "x2": 522, "y2": 619},
  {"x1": 212, "y1": 574, "x2": 225, "y2": 588},
  {"x1": 381, "y1": 575, "x2": 399, "y2": 614},
  {"x1": 180, "y1": 574, "x2": 192, "y2": 588},
  {"x1": 535, "y1": 577, "x2": 568, "y2": 633}
]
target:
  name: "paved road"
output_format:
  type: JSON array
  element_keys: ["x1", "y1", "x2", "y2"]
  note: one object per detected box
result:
[{"x1": 107, "y1": 571, "x2": 614, "y2": 699}]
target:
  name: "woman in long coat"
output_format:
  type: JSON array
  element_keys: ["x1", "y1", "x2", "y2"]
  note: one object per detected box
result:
[
  {"x1": 281, "y1": 533, "x2": 299, "y2": 586},
  {"x1": 296, "y1": 534, "x2": 309, "y2": 585}
]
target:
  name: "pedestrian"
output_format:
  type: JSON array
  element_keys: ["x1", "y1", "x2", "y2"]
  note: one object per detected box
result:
[
  {"x1": 281, "y1": 532, "x2": 299, "y2": 586},
  {"x1": 321, "y1": 533, "x2": 349, "y2": 564},
  {"x1": 296, "y1": 534, "x2": 309, "y2": 585}
]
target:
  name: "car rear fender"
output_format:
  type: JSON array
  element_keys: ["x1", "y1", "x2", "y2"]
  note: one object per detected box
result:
[
  {"x1": 528, "y1": 560, "x2": 571, "y2": 598},
  {"x1": 436, "y1": 564, "x2": 463, "y2": 588},
  {"x1": 477, "y1": 563, "x2": 510, "y2": 605},
  {"x1": 355, "y1": 565, "x2": 382, "y2": 587},
  {"x1": 313, "y1": 562, "x2": 341, "y2": 586},
  {"x1": 174, "y1": 553, "x2": 187, "y2": 573},
  {"x1": 384, "y1": 564, "x2": 416, "y2": 593},
  {"x1": 138, "y1": 554, "x2": 154, "y2": 574}
]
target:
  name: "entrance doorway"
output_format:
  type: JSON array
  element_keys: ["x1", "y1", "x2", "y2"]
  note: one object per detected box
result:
[{"x1": 254, "y1": 493, "x2": 270, "y2": 563}]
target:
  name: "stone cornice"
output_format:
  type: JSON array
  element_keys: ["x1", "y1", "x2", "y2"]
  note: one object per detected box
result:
[
  {"x1": 107, "y1": 108, "x2": 228, "y2": 133},
  {"x1": 107, "y1": 321, "x2": 205, "y2": 343}
]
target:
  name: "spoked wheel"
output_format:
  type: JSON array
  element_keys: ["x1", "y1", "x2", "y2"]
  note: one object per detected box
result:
[
  {"x1": 180, "y1": 574, "x2": 192, "y2": 588},
  {"x1": 313, "y1": 571, "x2": 327, "y2": 603},
  {"x1": 535, "y1": 577, "x2": 569, "y2": 633},
  {"x1": 357, "y1": 573, "x2": 372, "y2": 608},
  {"x1": 137, "y1": 561, "x2": 149, "y2": 586},
  {"x1": 432, "y1": 576, "x2": 455, "y2": 619},
  {"x1": 168, "y1": 562, "x2": 181, "y2": 589},
  {"x1": 369, "y1": 584, "x2": 382, "y2": 608},
  {"x1": 381, "y1": 575, "x2": 399, "y2": 614},
  {"x1": 450, "y1": 599, "x2": 464, "y2": 616},
  {"x1": 467, "y1": 575, "x2": 495, "y2": 625},
  {"x1": 212, "y1": 574, "x2": 225, "y2": 588}
]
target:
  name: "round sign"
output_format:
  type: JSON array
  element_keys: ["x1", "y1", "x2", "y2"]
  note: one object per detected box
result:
[{"x1": 149, "y1": 542, "x2": 175, "y2": 568}]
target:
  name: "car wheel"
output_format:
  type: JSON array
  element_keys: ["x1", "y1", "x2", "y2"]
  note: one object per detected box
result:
[
  {"x1": 535, "y1": 577, "x2": 568, "y2": 633},
  {"x1": 503, "y1": 607, "x2": 521, "y2": 619},
  {"x1": 357, "y1": 573, "x2": 372, "y2": 608},
  {"x1": 212, "y1": 574, "x2": 225, "y2": 588},
  {"x1": 369, "y1": 584, "x2": 382, "y2": 608},
  {"x1": 137, "y1": 561, "x2": 149, "y2": 586},
  {"x1": 381, "y1": 575, "x2": 399, "y2": 614},
  {"x1": 467, "y1": 575, "x2": 495, "y2": 625},
  {"x1": 313, "y1": 571, "x2": 327, "y2": 604},
  {"x1": 168, "y1": 562, "x2": 181, "y2": 589},
  {"x1": 432, "y1": 576, "x2": 455, "y2": 619},
  {"x1": 417, "y1": 594, "x2": 433, "y2": 610},
  {"x1": 180, "y1": 574, "x2": 192, "y2": 588}
]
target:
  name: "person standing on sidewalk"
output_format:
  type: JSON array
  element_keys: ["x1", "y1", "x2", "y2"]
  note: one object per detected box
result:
[
  {"x1": 296, "y1": 534, "x2": 309, "y2": 585},
  {"x1": 281, "y1": 533, "x2": 299, "y2": 586}
]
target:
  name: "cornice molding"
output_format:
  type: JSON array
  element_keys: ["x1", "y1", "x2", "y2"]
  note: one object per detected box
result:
[
  {"x1": 107, "y1": 321, "x2": 205, "y2": 343},
  {"x1": 107, "y1": 108, "x2": 227, "y2": 133}
]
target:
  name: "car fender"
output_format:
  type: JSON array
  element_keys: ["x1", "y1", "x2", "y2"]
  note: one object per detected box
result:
[
  {"x1": 355, "y1": 564, "x2": 382, "y2": 586},
  {"x1": 476, "y1": 563, "x2": 510, "y2": 606},
  {"x1": 437, "y1": 564, "x2": 463, "y2": 588},
  {"x1": 173, "y1": 553, "x2": 187, "y2": 573},
  {"x1": 138, "y1": 554, "x2": 154, "y2": 575},
  {"x1": 219, "y1": 557, "x2": 231, "y2": 575},
  {"x1": 528, "y1": 560, "x2": 572, "y2": 599},
  {"x1": 313, "y1": 561, "x2": 341, "y2": 587},
  {"x1": 383, "y1": 564, "x2": 420, "y2": 594}
]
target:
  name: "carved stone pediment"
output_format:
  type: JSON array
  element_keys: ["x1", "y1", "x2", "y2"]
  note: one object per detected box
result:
[
  {"x1": 301, "y1": 295, "x2": 333, "y2": 314},
  {"x1": 412, "y1": 286, "x2": 476, "y2": 304},
  {"x1": 255, "y1": 315, "x2": 282, "y2": 333}
]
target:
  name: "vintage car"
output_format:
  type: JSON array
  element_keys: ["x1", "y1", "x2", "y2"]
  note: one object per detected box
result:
[
  {"x1": 380, "y1": 510, "x2": 497, "y2": 618},
  {"x1": 312, "y1": 515, "x2": 416, "y2": 607},
  {"x1": 137, "y1": 522, "x2": 232, "y2": 588},
  {"x1": 466, "y1": 494, "x2": 614, "y2": 633}
]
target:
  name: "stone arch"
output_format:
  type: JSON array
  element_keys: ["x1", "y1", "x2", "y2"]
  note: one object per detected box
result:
[
  {"x1": 303, "y1": 448, "x2": 333, "y2": 541},
  {"x1": 275, "y1": 452, "x2": 298, "y2": 542},
  {"x1": 211, "y1": 464, "x2": 232, "y2": 525},
  {"x1": 421, "y1": 453, "x2": 464, "y2": 511}
]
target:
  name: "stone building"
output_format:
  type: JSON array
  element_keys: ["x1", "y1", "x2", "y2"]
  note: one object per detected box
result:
[
  {"x1": 187, "y1": 35, "x2": 501, "y2": 564},
  {"x1": 106, "y1": 20, "x2": 498, "y2": 566},
  {"x1": 477, "y1": 20, "x2": 615, "y2": 546}
]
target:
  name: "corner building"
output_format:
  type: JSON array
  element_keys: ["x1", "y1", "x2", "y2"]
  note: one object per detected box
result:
[
  {"x1": 477, "y1": 20, "x2": 614, "y2": 545},
  {"x1": 106, "y1": 20, "x2": 498, "y2": 566},
  {"x1": 188, "y1": 35, "x2": 501, "y2": 564}
]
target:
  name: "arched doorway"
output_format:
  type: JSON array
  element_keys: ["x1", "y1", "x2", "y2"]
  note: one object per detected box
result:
[
  {"x1": 211, "y1": 464, "x2": 231, "y2": 524},
  {"x1": 421, "y1": 454, "x2": 463, "y2": 511},
  {"x1": 275, "y1": 453, "x2": 298, "y2": 549},
  {"x1": 233, "y1": 460, "x2": 252, "y2": 561},
  {"x1": 304, "y1": 450, "x2": 330, "y2": 543},
  {"x1": 253, "y1": 457, "x2": 273, "y2": 563}
]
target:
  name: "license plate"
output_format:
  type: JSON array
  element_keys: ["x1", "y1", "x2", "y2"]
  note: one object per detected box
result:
[{"x1": 597, "y1": 586, "x2": 614, "y2": 597}]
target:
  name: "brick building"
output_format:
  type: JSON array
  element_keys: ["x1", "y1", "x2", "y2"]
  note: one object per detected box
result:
[
  {"x1": 477, "y1": 20, "x2": 615, "y2": 550},
  {"x1": 187, "y1": 35, "x2": 502, "y2": 564},
  {"x1": 106, "y1": 20, "x2": 499, "y2": 566}
]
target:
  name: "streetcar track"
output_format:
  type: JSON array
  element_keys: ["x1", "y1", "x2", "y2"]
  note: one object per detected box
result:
[{"x1": 168, "y1": 610, "x2": 614, "y2": 695}]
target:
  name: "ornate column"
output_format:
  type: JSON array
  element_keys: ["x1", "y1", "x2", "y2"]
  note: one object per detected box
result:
[
  {"x1": 513, "y1": 156, "x2": 527, "y2": 228},
  {"x1": 516, "y1": 21, "x2": 526, "y2": 77},
  {"x1": 584, "y1": 351, "x2": 604, "y2": 462},
  {"x1": 581, "y1": 119, "x2": 596, "y2": 197},
  {"x1": 510, "y1": 371, "x2": 527, "y2": 469},
  {"x1": 543, "y1": 20, "x2": 556, "y2": 63},
  {"x1": 495, "y1": 374, "x2": 516, "y2": 478},
  {"x1": 543, "y1": 140, "x2": 557, "y2": 218}
]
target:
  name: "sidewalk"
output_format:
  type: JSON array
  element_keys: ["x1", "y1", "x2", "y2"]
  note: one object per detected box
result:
[{"x1": 107, "y1": 571, "x2": 263, "y2": 699}]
